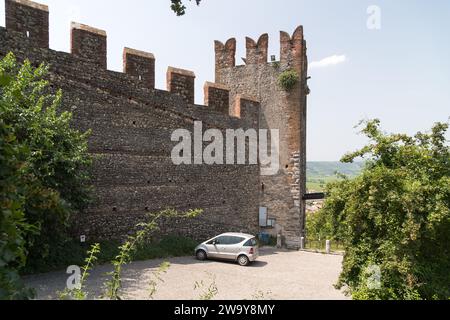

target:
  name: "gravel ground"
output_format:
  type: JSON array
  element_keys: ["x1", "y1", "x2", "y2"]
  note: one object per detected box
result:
[{"x1": 23, "y1": 247, "x2": 349, "y2": 300}]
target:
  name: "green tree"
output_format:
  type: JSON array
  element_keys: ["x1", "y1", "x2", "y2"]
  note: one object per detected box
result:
[
  {"x1": 317, "y1": 119, "x2": 450, "y2": 300},
  {"x1": 171, "y1": 0, "x2": 201, "y2": 16},
  {"x1": 0, "y1": 53, "x2": 92, "y2": 298}
]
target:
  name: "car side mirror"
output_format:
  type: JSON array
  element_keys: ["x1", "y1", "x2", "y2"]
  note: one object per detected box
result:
[{"x1": 212, "y1": 240, "x2": 217, "y2": 245}]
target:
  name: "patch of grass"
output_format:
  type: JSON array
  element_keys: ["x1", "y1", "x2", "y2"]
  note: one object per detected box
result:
[
  {"x1": 307, "y1": 176, "x2": 338, "y2": 192},
  {"x1": 134, "y1": 236, "x2": 198, "y2": 261},
  {"x1": 21, "y1": 235, "x2": 198, "y2": 275}
]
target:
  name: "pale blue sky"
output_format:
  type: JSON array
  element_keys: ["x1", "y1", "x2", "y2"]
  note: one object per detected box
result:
[{"x1": 1, "y1": 0, "x2": 449, "y2": 161}]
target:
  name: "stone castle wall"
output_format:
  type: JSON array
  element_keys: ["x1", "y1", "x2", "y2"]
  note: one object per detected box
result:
[
  {"x1": 0, "y1": 0, "x2": 262, "y2": 242},
  {"x1": 1, "y1": 0, "x2": 309, "y2": 247}
]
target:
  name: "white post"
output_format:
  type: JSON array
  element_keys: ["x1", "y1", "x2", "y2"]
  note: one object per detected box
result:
[
  {"x1": 300, "y1": 237, "x2": 305, "y2": 250},
  {"x1": 326, "y1": 240, "x2": 331, "y2": 254},
  {"x1": 277, "y1": 234, "x2": 282, "y2": 249}
]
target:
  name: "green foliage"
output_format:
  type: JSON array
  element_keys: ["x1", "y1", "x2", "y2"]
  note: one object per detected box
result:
[
  {"x1": 278, "y1": 69, "x2": 299, "y2": 91},
  {"x1": 316, "y1": 119, "x2": 450, "y2": 300},
  {"x1": 104, "y1": 209, "x2": 202, "y2": 300},
  {"x1": 134, "y1": 235, "x2": 198, "y2": 261},
  {"x1": 306, "y1": 211, "x2": 334, "y2": 242},
  {"x1": 0, "y1": 53, "x2": 92, "y2": 299},
  {"x1": 21, "y1": 235, "x2": 198, "y2": 275},
  {"x1": 148, "y1": 261, "x2": 171, "y2": 299},
  {"x1": 171, "y1": 0, "x2": 201, "y2": 16},
  {"x1": 58, "y1": 243, "x2": 100, "y2": 300},
  {"x1": 0, "y1": 102, "x2": 37, "y2": 299},
  {"x1": 194, "y1": 272, "x2": 219, "y2": 300}
]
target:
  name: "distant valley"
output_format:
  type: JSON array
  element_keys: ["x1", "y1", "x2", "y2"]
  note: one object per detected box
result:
[{"x1": 306, "y1": 161, "x2": 364, "y2": 192}]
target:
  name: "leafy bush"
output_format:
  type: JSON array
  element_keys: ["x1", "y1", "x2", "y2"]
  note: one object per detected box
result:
[
  {"x1": 278, "y1": 69, "x2": 299, "y2": 91},
  {"x1": 316, "y1": 119, "x2": 450, "y2": 300},
  {"x1": 0, "y1": 92, "x2": 37, "y2": 299},
  {"x1": 0, "y1": 53, "x2": 92, "y2": 298}
]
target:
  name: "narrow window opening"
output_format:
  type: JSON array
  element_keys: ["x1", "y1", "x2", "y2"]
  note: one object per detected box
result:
[{"x1": 26, "y1": 30, "x2": 30, "y2": 38}]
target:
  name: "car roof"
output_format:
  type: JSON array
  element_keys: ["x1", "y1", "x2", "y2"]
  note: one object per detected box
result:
[{"x1": 219, "y1": 232, "x2": 255, "y2": 239}]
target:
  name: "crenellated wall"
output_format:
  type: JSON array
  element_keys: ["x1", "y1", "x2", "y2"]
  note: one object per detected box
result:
[
  {"x1": 5, "y1": 0, "x2": 48, "y2": 48},
  {"x1": 123, "y1": 47, "x2": 155, "y2": 89},
  {"x1": 215, "y1": 27, "x2": 309, "y2": 249},
  {"x1": 0, "y1": 0, "x2": 262, "y2": 242}
]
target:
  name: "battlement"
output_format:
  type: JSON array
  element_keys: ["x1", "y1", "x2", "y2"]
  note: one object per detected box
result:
[
  {"x1": 230, "y1": 94, "x2": 260, "y2": 128},
  {"x1": 214, "y1": 38, "x2": 236, "y2": 70},
  {"x1": 246, "y1": 34, "x2": 268, "y2": 65},
  {"x1": 166, "y1": 66, "x2": 196, "y2": 104},
  {"x1": 280, "y1": 26, "x2": 305, "y2": 72},
  {"x1": 215, "y1": 26, "x2": 306, "y2": 77},
  {"x1": 5, "y1": 0, "x2": 48, "y2": 48},
  {"x1": 1, "y1": 0, "x2": 260, "y2": 123},
  {"x1": 204, "y1": 81, "x2": 230, "y2": 115},
  {"x1": 71, "y1": 22, "x2": 107, "y2": 69},
  {"x1": 123, "y1": 47, "x2": 155, "y2": 89}
]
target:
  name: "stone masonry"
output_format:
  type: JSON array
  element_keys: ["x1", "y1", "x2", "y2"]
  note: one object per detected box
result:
[{"x1": 0, "y1": 0, "x2": 309, "y2": 247}]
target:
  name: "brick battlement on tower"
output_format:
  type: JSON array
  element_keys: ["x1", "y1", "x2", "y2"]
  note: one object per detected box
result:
[{"x1": 214, "y1": 27, "x2": 309, "y2": 249}]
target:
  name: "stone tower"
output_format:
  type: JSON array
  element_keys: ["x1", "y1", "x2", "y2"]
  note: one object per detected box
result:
[{"x1": 215, "y1": 26, "x2": 309, "y2": 249}]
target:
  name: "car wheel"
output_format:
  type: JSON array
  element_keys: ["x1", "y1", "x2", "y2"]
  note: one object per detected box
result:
[
  {"x1": 237, "y1": 255, "x2": 250, "y2": 266},
  {"x1": 196, "y1": 250, "x2": 207, "y2": 261}
]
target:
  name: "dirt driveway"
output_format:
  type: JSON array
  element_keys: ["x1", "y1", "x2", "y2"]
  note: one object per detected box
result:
[{"x1": 24, "y1": 247, "x2": 349, "y2": 300}]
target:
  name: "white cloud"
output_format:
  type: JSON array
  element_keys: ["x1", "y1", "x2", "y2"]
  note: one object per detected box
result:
[{"x1": 310, "y1": 55, "x2": 347, "y2": 69}]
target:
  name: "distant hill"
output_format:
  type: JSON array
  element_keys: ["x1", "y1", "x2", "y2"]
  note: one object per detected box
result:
[
  {"x1": 307, "y1": 161, "x2": 364, "y2": 178},
  {"x1": 306, "y1": 161, "x2": 364, "y2": 192}
]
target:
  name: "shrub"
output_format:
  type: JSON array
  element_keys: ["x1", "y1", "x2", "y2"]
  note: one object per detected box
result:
[
  {"x1": 278, "y1": 69, "x2": 299, "y2": 91},
  {"x1": 317, "y1": 119, "x2": 450, "y2": 300},
  {"x1": 0, "y1": 53, "x2": 92, "y2": 298}
]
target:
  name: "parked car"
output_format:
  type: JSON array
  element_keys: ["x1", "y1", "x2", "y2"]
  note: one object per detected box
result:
[{"x1": 195, "y1": 233, "x2": 259, "y2": 266}]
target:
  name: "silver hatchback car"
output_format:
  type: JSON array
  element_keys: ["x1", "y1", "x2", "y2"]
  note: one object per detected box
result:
[{"x1": 195, "y1": 233, "x2": 259, "y2": 266}]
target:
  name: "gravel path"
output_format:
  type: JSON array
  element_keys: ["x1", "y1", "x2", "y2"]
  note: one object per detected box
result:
[{"x1": 23, "y1": 248, "x2": 349, "y2": 300}]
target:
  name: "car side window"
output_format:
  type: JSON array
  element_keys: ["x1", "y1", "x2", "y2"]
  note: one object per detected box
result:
[
  {"x1": 207, "y1": 236, "x2": 246, "y2": 245},
  {"x1": 211, "y1": 236, "x2": 227, "y2": 245},
  {"x1": 243, "y1": 238, "x2": 257, "y2": 247},
  {"x1": 220, "y1": 236, "x2": 232, "y2": 245},
  {"x1": 228, "y1": 236, "x2": 245, "y2": 245}
]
